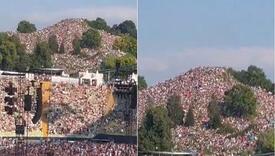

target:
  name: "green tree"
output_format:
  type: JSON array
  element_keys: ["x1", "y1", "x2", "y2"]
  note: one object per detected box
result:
[
  {"x1": 17, "y1": 20, "x2": 37, "y2": 33},
  {"x1": 59, "y1": 42, "x2": 65, "y2": 54},
  {"x1": 87, "y1": 17, "x2": 109, "y2": 31},
  {"x1": 101, "y1": 54, "x2": 136, "y2": 70},
  {"x1": 110, "y1": 24, "x2": 120, "y2": 35},
  {"x1": 166, "y1": 95, "x2": 184, "y2": 127},
  {"x1": 0, "y1": 34, "x2": 25, "y2": 70},
  {"x1": 32, "y1": 42, "x2": 52, "y2": 69},
  {"x1": 246, "y1": 65, "x2": 274, "y2": 93},
  {"x1": 80, "y1": 29, "x2": 101, "y2": 49},
  {"x1": 72, "y1": 37, "x2": 81, "y2": 55},
  {"x1": 207, "y1": 97, "x2": 222, "y2": 129},
  {"x1": 113, "y1": 35, "x2": 137, "y2": 57},
  {"x1": 256, "y1": 129, "x2": 275, "y2": 153},
  {"x1": 138, "y1": 76, "x2": 147, "y2": 90},
  {"x1": 228, "y1": 66, "x2": 274, "y2": 94},
  {"x1": 14, "y1": 52, "x2": 32, "y2": 72},
  {"x1": 223, "y1": 84, "x2": 257, "y2": 117},
  {"x1": 48, "y1": 35, "x2": 59, "y2": 53},
  {"x1": 138, "y1": 106, "x2": 172, "y2": 151},
  {"x1": 116, "y1": 20, "x2": 137, "y2": 38},
  {"x1": 0, "y1": 33, "x2": 33, "y2": 71},
  {"x1": 184, "y1": 107, "x2": 194, "y2": 127},
  {"x1": 0, "y1": 40, "x2": 18, "y2": 70},
  {"x1": 100, "y1": 54, "x2": 136, "y2": 79}
]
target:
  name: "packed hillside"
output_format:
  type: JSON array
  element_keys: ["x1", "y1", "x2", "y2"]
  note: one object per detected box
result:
[
  {"x1": 0, "y1": 18, "x2": 137, "y2": 74},
  {"x1": 138, "y1": 66, "x2": 274, "y2": 155},
  {"x1": 0, "y1": 138, "x2": 137, "y2": 156}
]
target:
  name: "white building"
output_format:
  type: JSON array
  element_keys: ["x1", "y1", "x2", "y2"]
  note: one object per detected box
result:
[
  {"x1": 79, "y1": 70, "x2": 104, "y2": 86},
  {"x1": 25, "y1": 73, "x2": 34, "y2": 81},
  {"x1": 52, "y1": 76, "x2": 79, "y2": 84},
  {"x1": 128, "y1": 73, "x2": 138, "y2": 84}
]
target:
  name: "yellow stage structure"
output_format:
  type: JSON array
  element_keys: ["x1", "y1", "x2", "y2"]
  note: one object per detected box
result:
[
  {"x1": 105, "y1": 88, "x2": 115, "y2": 115},
  {"x1": 40, "y1": 81, "x2": 52, "y2": 137}
]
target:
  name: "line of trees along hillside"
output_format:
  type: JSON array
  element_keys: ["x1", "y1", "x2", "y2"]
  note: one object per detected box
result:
[
  {"x1": 1, "y1": 18, "x2": 137, "y2": 73},
  {"x1": 17, "y1": 20, "x2": 37, "y2": 33},
  {"x1": 138, "y1": 76, "x2": 147, "y2": 90},
  {"x1": 0, "y1": 33, "x2": 52, "y2": 71},
  {"x1": 86, "y1": 17, "x2": 137, "y2": 39},
  {"x1": 89, "y1": 17, "x2": 138, "y2": 72},
  {"x1": 228, "y1": 65, "x2": 274, "y2": 94},
  {"x1": 76, "y1": 18, "x2": 137, "y2": 70}
]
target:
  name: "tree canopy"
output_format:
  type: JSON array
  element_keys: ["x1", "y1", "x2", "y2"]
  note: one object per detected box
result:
[
  {"x1": 117, "y1": 20, "x2": 137, "y2": 38},
  {"x1": 87, "y1": 17, "x2": 109, "y2": 31},
  {"x1": 228, "y1": 65, "x2": 274, "y2": 94},
  {"x1": 0, "y1": 33, "x2": 31, "y2": 71},
  {"x1": 0, "y1": 33, "x2": 52, "y2": 71},
  {"x1": 31, "y1": 42, "x2": 52, "y2": 69},
  {"x1": 72, "y1": 37, "x2": 81, "y2": 55},
  {"x1": 138, "y1": 106, "x2": 172, "y2": 151},
  {"x1": 166, "y1": 95, "x2": 184, "y2": 127},
  {"x1": 0, "y1": 37, "x2": 18, "y2": 70},
  {"x1": 59, "y1": 42, "x2": 65, "y2": 54},
  {"x1": 256, "y1": 129, "x2": 275, "y2": 153},
  {"x1": 184, "y1": 107, "x2": 195, "y2": 127},
  {"x1": 113, "y1": 35, "x2": 137, "y2": 57},
  {"x1": 100, "y1": 54, "x2": 136, "y2": 79},
  {"x1": 80, "y1": 29, "x2": 101, "y2": 49},
  {"x1": 223, "y1": 84, "x2": 257, "y2": 117},
  {"x1": 14, "y1": 50, "x2": 32, "y2": 72},
  {"x1": 111, "y1": 20, "x2": 137, "y2": 38},
  {"x1": 207, "y1": 97, "x2": 222, "y2": 129},
  {"x1": 100, "y1": 54, "x2": 136, "y2": 70},
  {"x1": 48, "y1": 35, "x2": 59, "y2": 53},
  {"x1": 138, "y1": 76, "x2": 148, "y2": 90},
  {"x1": 17, "y1": 20, "x2": 37, "y2": 33}
]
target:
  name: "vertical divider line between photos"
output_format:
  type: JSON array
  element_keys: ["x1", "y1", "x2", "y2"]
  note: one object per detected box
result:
[{"x1": 136, "y1": 0, "x2": 139, "y2": 153}]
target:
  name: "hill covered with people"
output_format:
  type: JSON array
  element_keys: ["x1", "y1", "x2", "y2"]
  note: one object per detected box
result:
[
  {"x1": 0, "y1": 18, "x2": 137, "y2": 74},
  {"x1": 138, "y1": 66, "x2": 274, "y2": 155}
]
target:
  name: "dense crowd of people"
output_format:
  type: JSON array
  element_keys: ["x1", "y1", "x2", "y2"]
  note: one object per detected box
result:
[
  {"x1": 7, "y1": 18, "x2": 125, "y2": 75},
  {"x1": 138, "y1": 66, "x2": 274, "y2": 155},
  {"x1": 52, "y1": 29, "x2": 125, "y2": 74},
  {"x1": 0, "y1": 74, "x2": 135, "y2": 137},
  {"x1": 0, "y1": 138, "x2": 137, "y2": 156},
  {"x1": 0, "y1": 76, "x2": 33, "y2": 132},
  {"x1": 47, "y1": 83, "x2": 109, "y2": 136},
  {"x1": 7, "y1": 19, "x2": 89, "y2": 53}
]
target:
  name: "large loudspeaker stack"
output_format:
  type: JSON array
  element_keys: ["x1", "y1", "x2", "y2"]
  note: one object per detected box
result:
[
  {"x1": 130, "y1": 85, "x2": 137, "y2": 109},
  {"x1": 15, "y1": 117, "x2": 26, "y2": 135},
  {"x1": 32, "y1": 87, "x2": 42, "y2": 124},
  {"x1": 115, "y1": 61, "x2": 121, "y2": 79},
  {"x1": 15, "y1": 125, "x2": 25, "y2": 135},
  {"x1": 4, "y1": 82, "x2": 17, "y2": 115},
  {"x1": 24, "y1": 95, "x2": 32, "y2": 111}
]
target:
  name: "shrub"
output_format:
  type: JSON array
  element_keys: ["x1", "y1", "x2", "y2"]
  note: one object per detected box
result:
[
  {"x1": 48, "y1": 35, "x2": 59, "y2": 53},
  {"x1": 113, "y1": 35, "x2": 137, "y2": 57},
  {"x1": 138, "y1": 106, "x2": 172, "y2": 151},
  {"x1": 166, "y1": 95, "x2": 184, "y2": 126},
  {"x1": 223, "y1": 84, "x2": 257, "y2": 117},
  {"x1": 80, "y1": 29, "x2": 101, "y2": 49},
  {"x1": 208, "y1": 97, "x2": 222, "y2": 129},
  {"x1": 17, "y1": 20, "x2": 36, "y2": 33},
  {"x1": 184, "y1": 107, "x2": 195, "y2": 127},
  {"x1": 72, "y1": 37, "x2": 81, "y2": 55},
  {"x1": 256, "y1": 129, "x2": 275, "y2": 153}
]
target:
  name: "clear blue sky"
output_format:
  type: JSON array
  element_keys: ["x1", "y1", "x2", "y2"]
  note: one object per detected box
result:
[
  {"x1": 138, "y1": 0, "x2": 274, "y2": 85},
  {"x1": 0, "y1": 0, "x2": 136, "y2": 31}
]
